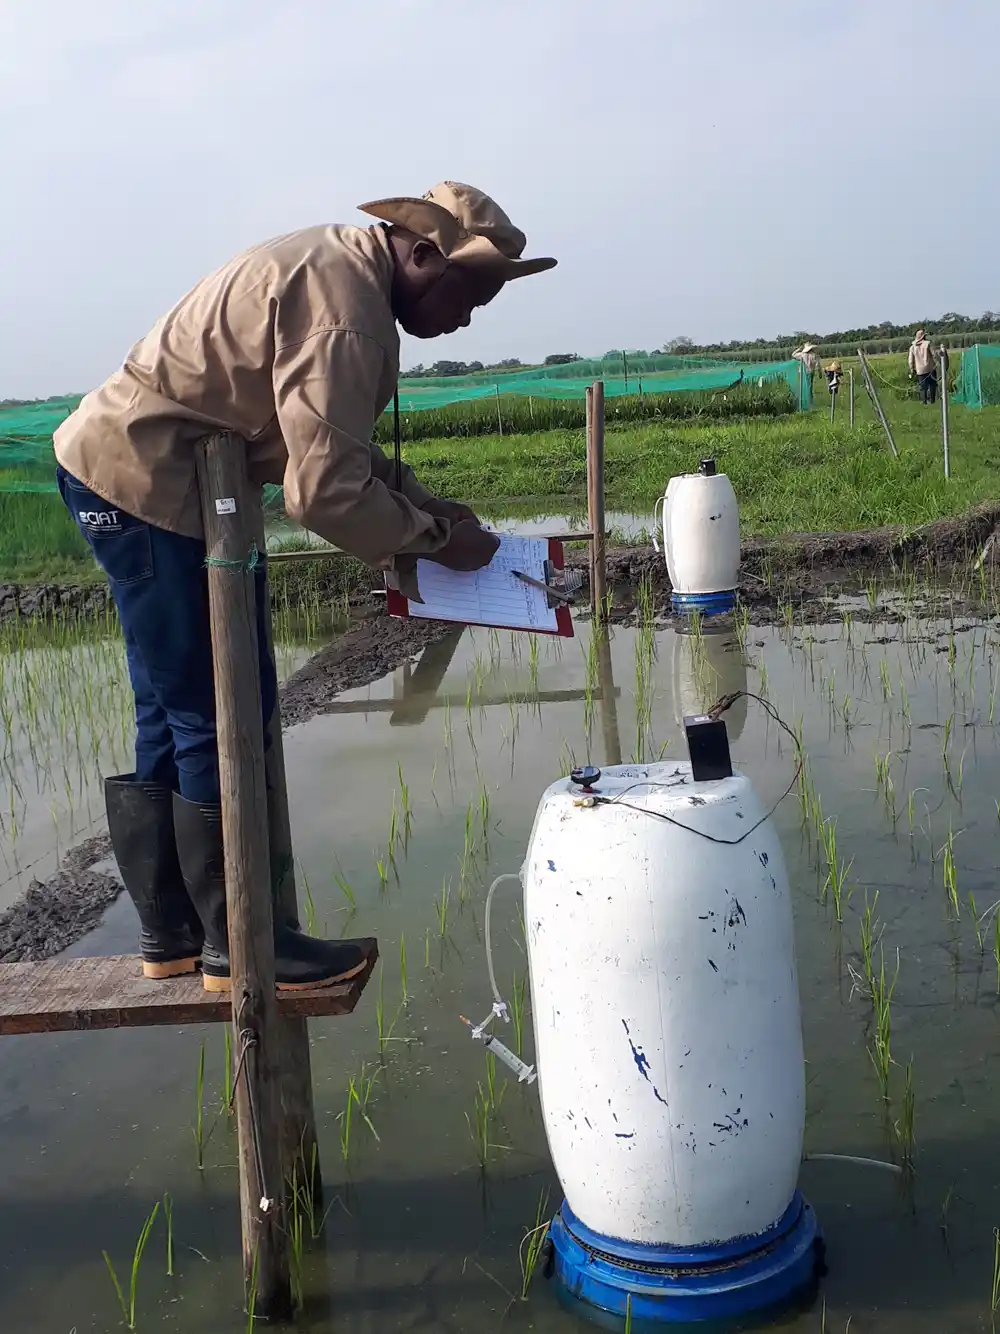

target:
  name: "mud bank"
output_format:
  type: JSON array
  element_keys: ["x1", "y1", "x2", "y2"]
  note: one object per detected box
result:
[{"x1": 6, "y1": 502, "x2": 1000, "y2": 629}]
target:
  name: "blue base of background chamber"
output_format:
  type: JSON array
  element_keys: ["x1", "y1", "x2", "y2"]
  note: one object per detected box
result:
[
  {"x1": 670, "y1": 589, "x2": 738, "y2": 615},
  {"x1": 550, "y1": 1192, "x2": 823, "y2": 1327}
]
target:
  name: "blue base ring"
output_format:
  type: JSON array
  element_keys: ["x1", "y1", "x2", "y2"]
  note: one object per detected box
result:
[
  {"x1": 550, "y1": 1192, "x2": 823, "y2": 1326},
  {"x1": 671, "y1": 590, "x2": 737, "y2": 615}
]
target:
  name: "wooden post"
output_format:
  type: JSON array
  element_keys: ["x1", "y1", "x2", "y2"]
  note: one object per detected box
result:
[
  {"x1": 940, "y1": 347, "x2": 950, "y2": 479},
  {"x1": 848, "y1": 368, "x2": 855, "y2": 427},
  {"x1": 586, "y1": 381, "x2": 607, "y2": 621},
  {"x1": 247, "y1": 506, "x2": 322, "y2": 1201},
  {"x1": 197, "y1": 433, "x2": 291, "y2": 1320},
  {"x1": 857, "y1": 349, "x2": 899, "y2": 459},
  {"x1": 829, "y1": 380, "x2": 837, "y2": 424}
]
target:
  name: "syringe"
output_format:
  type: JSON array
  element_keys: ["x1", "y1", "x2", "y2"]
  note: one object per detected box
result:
[{"x1": 460, "y1": 1015, "x2": 537, "y2": 1084}]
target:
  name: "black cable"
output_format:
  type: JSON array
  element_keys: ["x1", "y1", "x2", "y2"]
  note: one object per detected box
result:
[{"x1": 593, "y1": 691, "x2": 802, "y2": 846}]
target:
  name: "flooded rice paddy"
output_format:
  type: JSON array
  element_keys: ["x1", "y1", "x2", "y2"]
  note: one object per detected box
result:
[{"x1": 2, "y1": 586, "x2": 1000, "y2": 1332}]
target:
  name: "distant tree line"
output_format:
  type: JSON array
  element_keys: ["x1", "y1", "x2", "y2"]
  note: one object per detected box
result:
[
  {"x1": 660, "y1": 313, "x2": 1000, "y2": 356},
  {"x1": 401, "y1": 357, "x2": 524, "y2": 378}
]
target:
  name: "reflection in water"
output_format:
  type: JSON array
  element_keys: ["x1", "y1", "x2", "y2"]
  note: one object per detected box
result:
[{"x1": 670, "y1": 620, "x2": 749, "y2": 741}]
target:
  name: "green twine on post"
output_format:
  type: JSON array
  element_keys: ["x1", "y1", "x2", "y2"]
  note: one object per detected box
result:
[{"x1": 204, "y1": 542, "x2": 261, "y2": 572}]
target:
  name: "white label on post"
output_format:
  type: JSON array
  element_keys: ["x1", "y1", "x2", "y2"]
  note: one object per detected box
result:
[{"x1": 215, "y1": 498, "x2": 237, "y2": 515}]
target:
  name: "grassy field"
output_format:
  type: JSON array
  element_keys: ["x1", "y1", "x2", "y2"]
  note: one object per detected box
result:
[{"x1": 0, "y1": 354, "x2": 995, "y2": 585}]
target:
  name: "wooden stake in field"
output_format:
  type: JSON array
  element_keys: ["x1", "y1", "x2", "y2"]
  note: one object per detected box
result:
[
  {"x1": 586, "y1": 382, "x2": 607, "y2": 621},
  {"x1": 857, "y1": 349, "x2": 899, "y2": 459},
  {"x1": 848, "y1": 369, "x2": 855, "y2": 427},
  {"x1": 197, "y1": 433, "x2": 291, "y2": 1320},
  {"x1": 247, "y1": 505, "x2": 322, "y2": 1201},
  {"x1": 940, "y1": 346, "x2": 950, "y2": 480}
]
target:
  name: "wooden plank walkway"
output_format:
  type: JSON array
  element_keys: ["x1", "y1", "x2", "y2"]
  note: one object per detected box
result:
[{"x1": 0, "y1": 939, "x2": 378, "y2": 1036}]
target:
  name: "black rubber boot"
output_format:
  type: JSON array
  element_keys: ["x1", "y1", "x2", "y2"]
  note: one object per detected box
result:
[
  {"x1": 172, "y1": 793, "x2": 369, "y2": 993},
  {"x1": 105, "y1": 775, "x2": 204, "y2": 979}
]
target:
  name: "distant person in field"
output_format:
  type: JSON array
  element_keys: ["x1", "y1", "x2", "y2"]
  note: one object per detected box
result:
[
  {"x1": 53, "y1": 182, "x2": 556, "y2": 994},
  {"x1": 825, "y1": 360, "x2": 844, "y2": 394},
  {"x1": 908, "y1": 329, "x2": 938, "y2": 404},
  {"x1": 792, "y1": 343, "x2": 821, "y2": 388}
]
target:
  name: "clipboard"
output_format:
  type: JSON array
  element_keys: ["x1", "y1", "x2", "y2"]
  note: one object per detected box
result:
[{"x1": 386, "y1": 536, "x2": 574, "y2": 638}]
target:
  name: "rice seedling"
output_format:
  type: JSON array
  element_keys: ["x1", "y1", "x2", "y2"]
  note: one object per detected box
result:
[
  {"x1": 733, "y1": 603, "x2": 751, "y2": 652},
  {"x1": 994, "y1": 911, "x2": 1000, "y2": 995},
  {"x1": 970, "y1": 893, "x2": 985, "y2": 952},
  {"x1": 375, "y1": 855, "x2": 389, "y2": 893},
  {"x1": 869, "y1": 945, "x2": 899, "y2": 1101},
  {"x1": 334, "y1": 870, "x2": 356, "y2": 913},
  {"x1": 894, "y1": 1059, "x2": 915, "y2": 1166},
  {"x1": 293, "y1": 1143, "x2": 333, "y2": 1240},
  {"x1": 839, "y1": 693, "x2": 855, "y2": 733},
  {"x1": 338, "y1": 1076, "x2": 355, "y2": 1162},
  {"x1": 518, "y1": 1187, "x2": 551, "y2": 1300},
  {"x1": 163, "y1": 1193, "x2": 174, "y2": 1278},
  {"x1": 103, "y1": 1202, "x2": 160, "y2": 1331},
  {"x1": 193, "y1": 1040, "x2": 206, "y2": 1170},
  {"x1": 288, "y1": 1183, "x2": 305, "y2": 1311},
  {"x1": 302, "y1": 870, "x2": 319, "y2": 938},
  {"x1": 246, "y1": 1244, "x2": 259, "y2": 1334},
  {"x1": 879, "y1": 658, "x2": 893, "y2": 701},
  {"x1": 625, "y1": 1293, "x2": 633, "y2": 1333},
  {"x1": 223, "y1": 1026, "x2": 233, "y2": 1114},
  {"x1": 939, "y1": 1186, "x2": 954, "y2": 1246},
  {"x1": 820, "y1": 818, "x2": 852, "y2": 922},
  {"x1": 468, "y1": 1082, "x2": 491, "y2": 1168},
  {"x1": 941, "y1": 825, "x2": 960, "y2": 917},
  {"x1": 858, "y1": 890, "x2": 881, "y2": 995},
  {"x1": 388, "y1": 801, "x2": 399, "y2": 856},
  {"x1": 437, "y1": 878, "x2": 451, "y2": 937},
  {"x1": 942, "y1": 712, "x2": 954, "y2": 757},
  {"x1": 375, "y1": 963, "x2": 403, "y2": 1059},
  {"x1": 865, "y1": 578, "x2": 878, "y2": 613},
  {"x1": 465, "y1": 1080, "x2": 510, "y2": 1169},
  {"x1": 511, "y1": 971, "x2": 528, "y2": 1056}
]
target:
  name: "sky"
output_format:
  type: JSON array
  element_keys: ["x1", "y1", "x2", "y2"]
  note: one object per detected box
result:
[{"x1": 1, "y1": 0, "x2": 997, "y2": 399}]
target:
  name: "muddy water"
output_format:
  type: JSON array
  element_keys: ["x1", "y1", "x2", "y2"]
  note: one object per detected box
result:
[{"x1": 2, "y1": 607, "x2": 1000, "y2": 1331}]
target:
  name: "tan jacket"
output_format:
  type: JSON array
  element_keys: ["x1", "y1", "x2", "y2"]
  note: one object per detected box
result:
[
  {"x1": 908, "y1": 338, "x2": 937, "y2": 376},
  {"x1": 54, "y1": 224, "x2": 450, "y2": 568}
]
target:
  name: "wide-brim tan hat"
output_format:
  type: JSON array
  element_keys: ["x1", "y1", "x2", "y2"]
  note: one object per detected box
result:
[
  {"x1": 358, "y1": 181, "x2": 557, "y2": 282},
  {"x1": 800, "y1": 343, "x2": 817, "y2": 353}
]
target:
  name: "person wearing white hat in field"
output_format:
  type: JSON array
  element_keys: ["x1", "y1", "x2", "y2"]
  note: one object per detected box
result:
[
  {"x1": 792, "y1": 342, "x2": 821, "y2": 396},
  {"x1": 53, "y1": 182, "x2": 556, "y2": 995},
  {"x1": 908, "y1": 329, "x2": 938, "y2": 404}
]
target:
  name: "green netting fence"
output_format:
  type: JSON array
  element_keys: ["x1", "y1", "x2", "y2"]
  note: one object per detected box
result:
[
  {"x1": 0, "y1": 358, "x2": 810, "y2": 492},
  {"x1": 952, "y1": 345, "x2": 1000, "y2": 409}
]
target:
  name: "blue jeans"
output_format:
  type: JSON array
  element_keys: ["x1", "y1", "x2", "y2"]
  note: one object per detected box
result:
[{"x1": 57, "y1": 467, "x2": 276, "y2": 804}]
